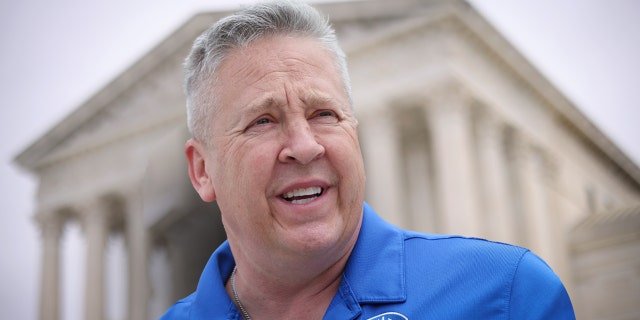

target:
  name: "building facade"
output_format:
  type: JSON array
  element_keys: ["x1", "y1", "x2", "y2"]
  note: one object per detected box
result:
[{"x1": 15, "y1": 1, "x2": 640, "y2": 319}]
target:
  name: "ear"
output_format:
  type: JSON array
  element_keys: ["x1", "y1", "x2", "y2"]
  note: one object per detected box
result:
[{"x1": 185, "y1": 139, "x2": 217, "y2": 202}]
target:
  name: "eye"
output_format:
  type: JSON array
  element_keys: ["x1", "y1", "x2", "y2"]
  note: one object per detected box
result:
[
  {"x1": 317, "y1": 111, "x2": 335, "y2": 117},
  {"x1": 244, "y1": 115, "x2": 276, "y2": 133},
  {"x1": 255, "y1": 117, "x2": 272, "y2": 125},
  {"x1": 311, "y1": 110, "x2": 340, "y2": 124}
]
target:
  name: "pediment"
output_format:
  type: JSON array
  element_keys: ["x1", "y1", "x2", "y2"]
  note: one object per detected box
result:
[
  {"x1": 13, "y1": 0, "x2": 446, "y2": 172},
  {"x1": 31, "y1": 54, "x2": 186, "y2": 169},
  {"x1": 50, "y1": 59, "x2": 185, "y2": 157},
  {"x1": 15, "y1": 0, "x2": 640, "y2": 185},
  {"x1": 12, "y1": 9, "x2": 223, "y2": 171}
]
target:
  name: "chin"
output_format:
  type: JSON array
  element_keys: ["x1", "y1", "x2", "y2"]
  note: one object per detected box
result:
[{"x1": 282, "y1": 222, "x2": 348, "y2": 255}]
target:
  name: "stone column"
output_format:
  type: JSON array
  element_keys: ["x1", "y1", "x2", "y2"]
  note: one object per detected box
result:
[
  {"x1": 359, "y1": 109, "x2": 406, "y2": 227},
  {"x1": 396, "y1": 105, "x2": 437, "y2": 233},
  {"x1": 426, "y1": 84, "x2": 481, "y2": 236},
  {"x1": 124, "y1": 192, "x2": 149, "y2": 320},
  {"x1": 164, "y1": 234, "x2": 191, "y2": 302},
  {"x1": 530, "y1": 150, "x2": 560, "y2": 267},
  {"x1": 404, "y1": 135, "x2": 437, "y2": 232},
  {"x1": 36, "y1": 211, "x2": 64, "y2": 320},
  {"x1": 81, "y1": 200, "x2": 109, "y2": 320},
  {"x1": 515, "y1": 141, "x2": 555, "y2": 261},
  {"x1": 475, "y1": 110, "x2": 515, "y2": 243},
  {"x1": 148, "y1": 243, "x2": 172, "y2": 318},
  {"x1": 542, "y1": 158, "x2": 571, "y2": 283},
  {"x1": 550, "y1": 179, "x2": 574, "y2": 296}
]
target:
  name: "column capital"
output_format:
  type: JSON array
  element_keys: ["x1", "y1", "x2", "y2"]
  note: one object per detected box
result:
[
  {"x1": 528, "y1": 145, "x2": 558, "y2": 184},
  {"x1": 425, "y1": 79, "x2": 474, "y2": 114},
  {"x1": 35, "y1": 210, "x2": 65, "y2": 240},
  {"x1": 505, "y1": 128, "x2": 532, "y2": 163},
  {"x1": 76, "y1": 198, "x2": 113, "y2": 232},
  {"x1": 475, "y1": 106, "x2": 506, "y2": 136}
]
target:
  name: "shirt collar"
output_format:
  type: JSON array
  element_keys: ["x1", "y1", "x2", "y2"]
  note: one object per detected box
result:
[
  {"x1": 343, "y1": 202, "x2": 407, "y2": 303},
  {"x1": 191, "y1": 241, "x2": 237, "y2": 319}
]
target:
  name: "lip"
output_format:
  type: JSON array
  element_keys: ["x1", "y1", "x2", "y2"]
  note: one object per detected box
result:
[{"x1": 270, "y1": 178, "x2": 336, "y2": 225}]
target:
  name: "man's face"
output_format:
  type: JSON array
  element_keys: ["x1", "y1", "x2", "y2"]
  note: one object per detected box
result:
[{"x1": 189, "y1": 35, "x2": 365, "y2": 261}]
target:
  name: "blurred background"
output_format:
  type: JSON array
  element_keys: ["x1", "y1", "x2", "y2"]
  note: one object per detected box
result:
[{"x1": 1, "y1": 0, "x2": 639, "y2": 319}]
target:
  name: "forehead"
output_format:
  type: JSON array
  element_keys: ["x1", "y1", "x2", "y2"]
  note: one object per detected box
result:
[{"x1": 214, "y1": 35, "x2": 341, "y2": 97}]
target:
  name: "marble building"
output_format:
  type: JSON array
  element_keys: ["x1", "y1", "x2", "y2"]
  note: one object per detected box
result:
[{"x1": 14, "y1": 1, "x2": 640, "y2": 319}]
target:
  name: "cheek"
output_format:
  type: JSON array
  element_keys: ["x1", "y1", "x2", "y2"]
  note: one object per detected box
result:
[
  {"x1": 331, "y1": 134, "x2": 366, "y2": 189},
  {"x1": 223, "y1": 142, "x2": 277, "y2": 189},
  {"x1": 327, "y1": 130, "x2": 363, "y2": 164},
  {"x1": 345, "y1": 153, "x2": 366, "y2": 187}
]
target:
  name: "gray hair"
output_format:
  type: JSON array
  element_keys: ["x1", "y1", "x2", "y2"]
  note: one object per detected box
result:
[{"x1": 184, "y1": 0, "x2": 352, "y2": 141}]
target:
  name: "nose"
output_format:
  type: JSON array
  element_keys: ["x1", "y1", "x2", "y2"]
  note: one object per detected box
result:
[{"x1": 278, "y1": 120, "x2": 325, "y2": 165}]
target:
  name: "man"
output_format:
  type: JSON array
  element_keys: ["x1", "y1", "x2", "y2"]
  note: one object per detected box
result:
[{"x1": 162, "y1": 1, "x2": 575, "y2": 319}]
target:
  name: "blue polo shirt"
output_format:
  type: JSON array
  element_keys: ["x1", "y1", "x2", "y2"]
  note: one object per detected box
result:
[{"x1": 161, "y1": 203, "x2": 575, "y2": 319}]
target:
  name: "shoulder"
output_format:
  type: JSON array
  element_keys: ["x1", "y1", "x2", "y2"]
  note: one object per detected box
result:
[
  {"x1": 509, "y1": 251, "x2": 576, "y2": 319},
  {"x1": 401, "y1": 231, "x2": 575, "y2": 318},
  {"x1": 401, "y1": 231, "x2": 562, "y2": 289},
  {"x1": 401, "y1": 232, "x2": 531, "y2": 295},
  {"x1": 403, "y1": 231, "x2": 529, "y2": 269},
  {"x1": 402, "y1": 231, "x2": 567, "y2": 288}
]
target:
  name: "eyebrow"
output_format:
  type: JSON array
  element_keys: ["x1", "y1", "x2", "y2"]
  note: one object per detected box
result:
[
  {"x1": 245, "y1": 90, "x2": 336, "y2": 113},
  {"x1": 243, "y1": 94, "x2": 282, "y2": 115},
  {"x1": 299, "y1": 90, "x2": 339, "y2": 108},
  {"x1": 235, "y1": 89, "x2": 343, "y2": 126}
]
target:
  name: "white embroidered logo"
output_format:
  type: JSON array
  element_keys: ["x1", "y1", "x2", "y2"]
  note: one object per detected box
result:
[{"x1": 366, "y1": 311, "x2": 409, "y2": 320}]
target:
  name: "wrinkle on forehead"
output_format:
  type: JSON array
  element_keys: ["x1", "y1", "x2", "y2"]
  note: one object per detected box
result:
[{"x1": 227, "y1": 36, "x2": 328, "y2": 83}]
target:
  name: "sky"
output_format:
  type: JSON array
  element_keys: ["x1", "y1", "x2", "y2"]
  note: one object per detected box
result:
[{"x1": 0, "y1": 0, "x2": 638, "y2": 319}]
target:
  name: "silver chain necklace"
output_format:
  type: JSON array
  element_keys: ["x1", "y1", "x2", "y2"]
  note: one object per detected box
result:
[{"x1": 231, "y1": 266, "x2": 252, "y2": 320}]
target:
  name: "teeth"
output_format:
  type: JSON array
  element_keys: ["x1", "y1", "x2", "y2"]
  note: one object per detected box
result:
[
  {"x1": 291, "y1": 197, "x2": 315, "y2": 205},
  {"x1": 283, "y1": 187, "x2": 322, "y2": 199},
  {"x1": 282, "y1": 187, "x2": 323, "y2": 204}
]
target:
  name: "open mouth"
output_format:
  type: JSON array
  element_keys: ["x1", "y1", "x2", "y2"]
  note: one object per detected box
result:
[{"x1": 281, "y1": 186, "x2": 324, "y2": 205}]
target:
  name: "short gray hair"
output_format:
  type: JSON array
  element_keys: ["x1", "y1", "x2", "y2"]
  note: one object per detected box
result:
[{"x1": 184, "y1": 0, "x2": 352, "y2": 141}]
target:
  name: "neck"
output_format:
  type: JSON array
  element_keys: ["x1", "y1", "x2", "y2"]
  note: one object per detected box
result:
[
  {"x1": 224, "y1": 212, "x2": 363, "y2": 319},
  {"x1": 226, "y1": 244, "x2": 354, "y2": 319}
]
